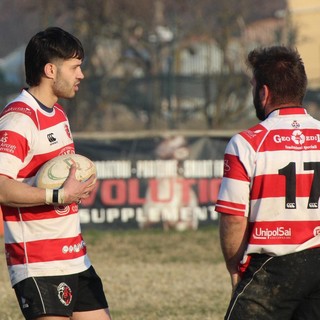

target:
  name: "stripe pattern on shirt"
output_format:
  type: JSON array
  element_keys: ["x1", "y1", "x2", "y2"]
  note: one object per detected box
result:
[
  {"x1": 216, "y1": 107, "x2": 320, "y2": 258},
  {"x1": 0, "y1": 90, "x2": 90, "y2": 286}
]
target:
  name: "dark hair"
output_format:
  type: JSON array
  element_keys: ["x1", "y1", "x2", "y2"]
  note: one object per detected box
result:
[
  {"x1": 25, "y1": 27, "x2": 84, "y2": 86},
  {"x1": 247, "y1": 46, "x2": 307, "y2": 105}
]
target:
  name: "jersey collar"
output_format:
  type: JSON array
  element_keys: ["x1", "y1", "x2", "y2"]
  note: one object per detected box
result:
[
  {"x1": 267, "y1": 106, "x2": 307, "y2": 118},
  {"x1": 25, "y1": 88, "x2": 54, "y2": 113}
]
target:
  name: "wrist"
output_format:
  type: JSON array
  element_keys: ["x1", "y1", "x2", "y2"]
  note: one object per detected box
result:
[{"x1": 45, "y1": 188, "x2": 65, "y2": 205}]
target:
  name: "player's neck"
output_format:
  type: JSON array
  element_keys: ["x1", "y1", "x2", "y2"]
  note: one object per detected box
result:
[{"x1": 28, "y1": 85, "x2": 57, "y2": 108}]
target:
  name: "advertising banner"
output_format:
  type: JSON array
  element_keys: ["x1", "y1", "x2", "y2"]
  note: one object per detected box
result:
[{"x1": 74, "y1": 135, "x2": 230, "y2": 230}]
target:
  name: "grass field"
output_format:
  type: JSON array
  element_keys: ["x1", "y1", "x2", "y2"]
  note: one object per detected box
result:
[{"x1": 0, "y1": 226, "x2": 230, "y2": 320}]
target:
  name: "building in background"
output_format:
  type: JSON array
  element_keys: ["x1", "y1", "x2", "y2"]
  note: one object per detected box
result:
[{"x1": 288, "y1": 0, "x2": 320, "y2": 89}]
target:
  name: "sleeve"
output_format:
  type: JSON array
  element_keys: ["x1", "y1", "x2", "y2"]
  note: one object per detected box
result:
[
  {"x1": 215, "y1": 134, "x2": 252, "y2": 217},
  {"x1": 0, "y1": 111, "x2": 37, "y2": 179}
]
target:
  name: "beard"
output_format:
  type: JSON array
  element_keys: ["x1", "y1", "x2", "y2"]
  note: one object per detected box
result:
[
  {"x1": 253, "y1": 88, "x2": 266, "y2": 121},
  {"x1": 53, "y1": 69, "x2": 77, "y2": 99}
]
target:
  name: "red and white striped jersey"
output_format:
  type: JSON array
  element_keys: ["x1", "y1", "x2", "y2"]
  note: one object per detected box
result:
[
  {"x1": 216, "y1": 107, "x2": 320, "y2": 261},
  {"x1": 0, "y1": 89, "x2": 91, "y2": 286}
]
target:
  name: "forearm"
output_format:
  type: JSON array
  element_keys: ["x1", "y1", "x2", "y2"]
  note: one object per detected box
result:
[
  {"x1": 0, "y1": 166, "x2": 97, "y2": 208},
  {"x1": 0, "y1": 176, "x2": 46, "y2": 207},
  {"x1": 219, "y1": 213, "x2": 249, "y2": 277}
]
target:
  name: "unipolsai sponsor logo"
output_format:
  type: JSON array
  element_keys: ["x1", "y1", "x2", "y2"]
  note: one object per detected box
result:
[{"x1": 252, "y1": 226, "x2": 292, "y2": 240}]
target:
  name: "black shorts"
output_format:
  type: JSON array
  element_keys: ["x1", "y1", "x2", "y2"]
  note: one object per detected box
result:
[
  {"x1": 14, "y1": 266, "x2": 109, "y2": 320},
  {"x1": 225, "y1": 248, "x2": 320, "y2": 320}
]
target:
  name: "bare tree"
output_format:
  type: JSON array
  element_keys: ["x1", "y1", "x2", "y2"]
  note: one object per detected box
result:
[
  {"x1": 159, "y1": 0, "x2": 290, "y2": 129},
  {"x1": 1, "y1": 0, "x2": 291, "y2": 131}
]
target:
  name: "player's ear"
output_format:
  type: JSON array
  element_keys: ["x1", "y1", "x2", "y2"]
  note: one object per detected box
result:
[
  {"x1": 260, "y1": 85, "x2": 270, "y2": 107},
  {"x1": 44, "y1": 63, "x2": 57, "y2": 80}
]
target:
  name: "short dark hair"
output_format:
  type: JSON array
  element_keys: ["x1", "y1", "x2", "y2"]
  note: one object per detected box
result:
[
  {"x1": 247, "y1": 46, "x2": 307, "y2": 105},
  {"x1": 25, "y1": 27, "x2": 84, "y2": 87}
]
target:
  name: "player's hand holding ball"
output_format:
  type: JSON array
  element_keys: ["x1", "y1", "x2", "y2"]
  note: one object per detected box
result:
[
  {"x1": 62, "y1": 163, "x2": 96, "y2": 204},
  {"x1": 35, "y1": 154, "x2": 97, "y2": 205}
]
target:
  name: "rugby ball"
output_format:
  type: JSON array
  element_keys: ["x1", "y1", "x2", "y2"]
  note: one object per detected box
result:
[{"x1": 35, "y1": 154, "x2": 96, "y2": 189}]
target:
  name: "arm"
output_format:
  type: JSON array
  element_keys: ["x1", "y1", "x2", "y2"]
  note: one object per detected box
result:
[
  {"x1": 219, "y1": 213, "x2": 249, "y2": 291},
  {"x1": 0, "y1": 165, "x2": 96, "y2": 207}
]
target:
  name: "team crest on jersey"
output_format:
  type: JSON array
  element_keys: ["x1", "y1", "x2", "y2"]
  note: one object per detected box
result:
[
  {"x1": 291, "y1": 120, "x2": 300, "y2": 128},
  {"x1": 57, "y1": 282, "x2": 72, "y2": 306},
  {"x1": 65, "y1": 124, "x2": 72, "y2": 140}
]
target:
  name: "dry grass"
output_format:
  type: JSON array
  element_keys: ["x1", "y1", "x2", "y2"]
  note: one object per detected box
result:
[{"x1": 0, "y1": 226, "x2": 231, "y2": 320}]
